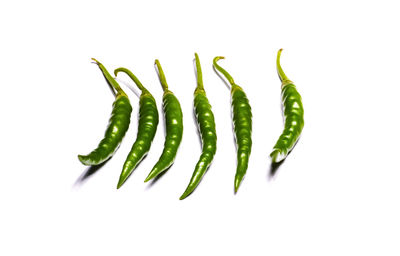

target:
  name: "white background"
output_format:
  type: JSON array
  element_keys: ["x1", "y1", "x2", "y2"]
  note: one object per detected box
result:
[{"x1": 1, "y1": 0, "x2": 399, "y2": 255}]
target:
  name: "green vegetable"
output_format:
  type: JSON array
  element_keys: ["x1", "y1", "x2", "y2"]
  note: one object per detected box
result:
[
  {"x1": 180, "y1": 53, "x2": 217, "y2": 200},
  {"x1": 78, "y1": 58, "x2": 132, "y2": 166},
  {"x1": 213, "y1": 56, "x2": 252, "y2": 193},
  {"x1": 144, "y1": 59, "x2": 183, "y2": 182},
  {"x1": 114, "y1": 67, "x2": 159, "y2": 188},
  {"x1": 270, "y1": 49, "x2": 304, "y2": 162}
]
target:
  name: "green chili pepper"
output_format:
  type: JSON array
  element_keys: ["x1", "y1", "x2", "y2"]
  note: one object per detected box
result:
[
  {"x1": 144, "y1": 59, "x2": 183, "y2": 182},
  {"x1": 213, "y1": 56, "x2": 252, "y2": 193},
  {"x1": 114, "y1": 67, "x2": 159, "y2": 189},
  {"x1": 270, "y1": 49, "x2": 304, "y2": 163},
  {"x1": 78, "y1": 58, "x2": 132, "y2": 166},
  {"x1": 179, "y1": 53, "x2": 217, "y2": 200}
]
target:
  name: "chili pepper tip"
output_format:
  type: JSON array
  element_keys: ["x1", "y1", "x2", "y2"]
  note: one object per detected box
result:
[
  {"x1": 77, "y1": 155, "x2": 85, "y2": 164},
  {"x1": 179, "y1": 190, "x2": 191, "y2": 200},
  {"x1": 270, "y1": 149, "x2": 284, "y2": 163},
  {"x1": 234, "y1": 175, "x2": 244, "y2": 193},
  {"x1": 234, "y1": 183, "x2": 240, "y2": 193},
  {"x1": 116, "y1": 180, "x2": 123, "y2": 189}
]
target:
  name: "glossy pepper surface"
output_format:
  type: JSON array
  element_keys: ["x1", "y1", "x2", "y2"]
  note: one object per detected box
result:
[
  {"x1": 114, "y1": 67, "x2": 159, "y2": 188},
  {"x1": 270, "y1": 49, "x2": 304, "y2": 163},
  {"x1": 78, "y1": 58, "x2": 132, "y2": 166},
  {"x1": 180, "y1": 53, "x2": 217, "y2": 200},
  {"x1": 144, "y1": 59, "x2": 183, "y2": 182},
  {"x1": 213, "y1": 56, "x2": 252, "y2": 193}
]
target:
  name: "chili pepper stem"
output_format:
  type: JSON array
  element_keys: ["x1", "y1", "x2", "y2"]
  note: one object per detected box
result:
[
  {"x1": 154, "y1": 59, "x2": 169, "y2": 92},
  {"x1": 213, "y1": 56, "x2": 235, "y2": 86},
  {"x1": 114, "y1": 67, "x2": 147, "y2": 92},
  {"x1": 91, "y1": 58, "x2": 126, "y2": 96},
  {"x1": 276, "y1": 49, "x2": 292, "y2": 86},
  {"x1": 194, "y1": 52, "x2": 204, "y2": 91},
  {"x1": 114, "y1": 77, "x2": 141, "y2": 98}
]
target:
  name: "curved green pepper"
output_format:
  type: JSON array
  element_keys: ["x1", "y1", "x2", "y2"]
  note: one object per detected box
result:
[
  {"x1": 213, "y1": 56, "x2": 252, "y2": 193},
  {"x1": 144, "y1": 59, "x2": 183, "y2": 182},
  {"x1": 78, "y1": 59, "x2": 132, "y2": 166},
  {"x1": 180, "y1": 53, "x2": 217, "y2": 200},
  {"x1": 114, "y1": 67, "x2": 159, "y2": 189},
  {"x1": 270, "y1": 49, "x2": 304, "y2": 162}
]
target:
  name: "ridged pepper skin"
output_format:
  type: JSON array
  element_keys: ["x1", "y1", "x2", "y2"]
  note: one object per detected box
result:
[
  {"x1": 231, "y1": 85, "x2": 252, "y2": 190},
  {"x1": 213, "y1": 56, "x2": 252, "y2": 193},
  {"x1": 180, "y1": 53, "x2": 217, "y2": 200},
  {"x1": 78, "y1": 58, "x2": 132, "y2": 166},
  {"x1": 114, "y1": 68, "x2": 159, "y2": 189},
  {"x1": 270, "y1": 49, "x2": 304, "y2": 163},
  {"x1": 144, "y1": 59, "x2": 183, "y2": 182}
]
